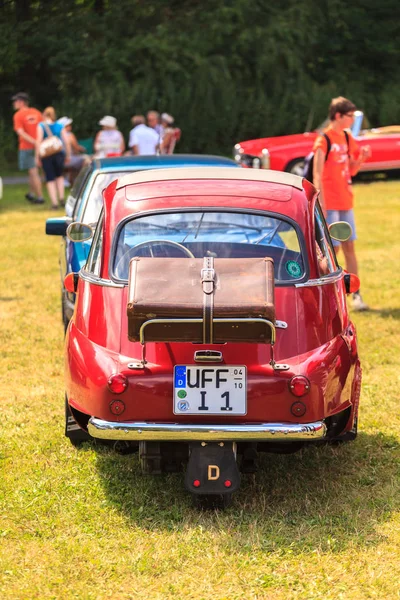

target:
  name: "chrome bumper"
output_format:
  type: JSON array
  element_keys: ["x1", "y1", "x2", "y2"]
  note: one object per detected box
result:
[{"x1": 88, "y1": 418, "x2": 326, "y2": 442}]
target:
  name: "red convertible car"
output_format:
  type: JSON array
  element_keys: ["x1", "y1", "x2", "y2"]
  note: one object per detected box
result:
[
  {"x1": 64, "y1": 167, "x2": 361, "y2": 505},
  {"x1": 234, "y1": 111, "x2": 400, "y2": 176}
]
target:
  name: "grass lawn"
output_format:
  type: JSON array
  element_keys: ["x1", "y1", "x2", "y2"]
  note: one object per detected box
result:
[{"x1": 1, "y1": 181, "x2": 400, "y2": 600}]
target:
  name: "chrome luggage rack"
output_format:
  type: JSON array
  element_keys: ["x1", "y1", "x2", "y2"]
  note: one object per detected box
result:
[{"x1": 127, "y1": 317, "x2": 289, "y2": 371}]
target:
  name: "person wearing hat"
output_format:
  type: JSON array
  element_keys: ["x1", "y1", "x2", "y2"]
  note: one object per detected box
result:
[
  {"x1": 12, "y1": 92, "x2": 45, "y2": 204},
  {"x1": 58, "y1": 117, "x2": 88, "y2": 185},
  {"x1": 94, "y1": 116, "x2": 125, "y2": 158},
  {"x1": 160, "y1": 113, "x2": 181, "y2": 155},
  {"x1": 128, "y1": 114, "x2": 159, "y2": 155}
]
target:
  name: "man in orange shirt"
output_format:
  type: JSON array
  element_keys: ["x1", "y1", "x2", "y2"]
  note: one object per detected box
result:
[
  {"x1": 313, "y1": 96, "x2": 371, "y2": 311},
  {"x1": 12, "y1": 92, "x2": 44, "y2": 204}
]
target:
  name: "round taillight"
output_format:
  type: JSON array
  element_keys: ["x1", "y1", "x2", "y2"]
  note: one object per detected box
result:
[
  {"x1": 108, "y1": 373, "x2": 128, "y2": 394},
  {"x1": 291, "y1": 401, "x2": 306, "y2": 417},
  {"x1": 109, "y1": 400, "x2": 125, "y2": 415},
  {"x1": 289, "y1": 375, "x2": 310, "y2": 397},
  {"x1": 193, "y1": 480, "x2": 201, "y2": 488},
  {"x1": 224, "y1": 480, "x2": 232, "y2": 488}
]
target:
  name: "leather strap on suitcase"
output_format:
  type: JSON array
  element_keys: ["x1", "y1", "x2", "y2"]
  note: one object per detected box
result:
[{"x1": 202, "y1": 257, "x2": 215, "y2": 344}]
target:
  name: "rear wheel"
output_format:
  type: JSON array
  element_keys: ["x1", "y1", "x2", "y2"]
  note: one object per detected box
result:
[{"x1": 285, "y1": 158, "x2": 305, "y2": 176}]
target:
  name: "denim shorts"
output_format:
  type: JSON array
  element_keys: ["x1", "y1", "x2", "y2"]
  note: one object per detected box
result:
[
  {"x1": 18, "y1": 149, "x2": 35, "y2": 171},
  {"x1": 326, "y1": 209, "x2": 357, "y2": 246}
]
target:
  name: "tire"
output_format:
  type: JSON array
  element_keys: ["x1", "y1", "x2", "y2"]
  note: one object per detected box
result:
[
  {"x1": 139, "y1": 441, "x2": 187, "y2": 474},
  {"x1": 65, "y1": 396, "x2": 91, "y2": 447},
  {"x1": 285, "y1": 158, "x2": 306, "y2": 176}
]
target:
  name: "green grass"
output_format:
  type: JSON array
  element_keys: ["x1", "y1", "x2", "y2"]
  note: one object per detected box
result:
[{"x1": 1, "y1": 182, "x2": 400, "y2": 599}]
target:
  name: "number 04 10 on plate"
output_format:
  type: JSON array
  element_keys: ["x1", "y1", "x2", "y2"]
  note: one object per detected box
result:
[{"x1": 173, "y1": 366, "x2": 247, "y2": 415}]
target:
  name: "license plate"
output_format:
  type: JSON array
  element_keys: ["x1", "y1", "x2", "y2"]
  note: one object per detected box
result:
[{"x1": 174, "y1": 366, "x2": 247, "y2": 415}]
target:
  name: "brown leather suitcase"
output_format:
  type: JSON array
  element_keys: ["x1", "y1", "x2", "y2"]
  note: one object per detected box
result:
[{"x1": 127, "y1": 257, "x2": 275, "y2": 344}]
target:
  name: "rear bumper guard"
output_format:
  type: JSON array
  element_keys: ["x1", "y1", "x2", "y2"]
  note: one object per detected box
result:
[{"x1": 88, "y1": 419, "x2": 326, "y2": 442}]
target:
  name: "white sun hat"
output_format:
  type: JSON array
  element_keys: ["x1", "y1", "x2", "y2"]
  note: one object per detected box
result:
[
  {"x1": 99, "y1": 115, "x2": 117, "y2": 127},
  {"x1": 161, "y1": 112, "x2": 174, "y2": 125},
  {"x1": 58, "y1": 116, "x2": 73, "y2": 127}
]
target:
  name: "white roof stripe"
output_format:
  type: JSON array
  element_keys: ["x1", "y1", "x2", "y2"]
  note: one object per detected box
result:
[{"x1": 116, "y1": 167, "x2": 304, "y2": 190}]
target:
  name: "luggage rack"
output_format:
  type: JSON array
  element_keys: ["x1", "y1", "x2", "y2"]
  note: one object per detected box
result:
[{"x1": 129, "y1": 317, "x2": 289, "y2": 371}]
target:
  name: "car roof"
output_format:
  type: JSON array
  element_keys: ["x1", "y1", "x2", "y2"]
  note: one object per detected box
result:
[
  {"x1": 94, "y1": 154, "x2": 238, "y2": 170},
  {"x1": 116, "y1": 166, "x2": 304, "y2": 191},
  {"x1": 103, "y1": 167, "x2": 316, "y2": 230}
]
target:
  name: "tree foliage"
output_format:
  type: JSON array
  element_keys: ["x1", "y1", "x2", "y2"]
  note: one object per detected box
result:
[{"x1": 1, "y1": 0, "x2": 399, "y2": 164}]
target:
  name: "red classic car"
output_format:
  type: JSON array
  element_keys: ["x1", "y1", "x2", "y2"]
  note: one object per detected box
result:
[
  {"x1": 234, "y1": 111, "x2": 400, "y2": 176},
  {"x1": 64, "y1": 167, "x2": 361, "y2": 506}
]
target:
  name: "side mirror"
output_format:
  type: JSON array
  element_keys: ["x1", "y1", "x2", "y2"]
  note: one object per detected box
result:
[
  {"x1": 329, "y1": 221, "x2": 352, "y2": 242},
  {"x1": 66, "y1": 222, "x2": 93, "y2": 242},
  {"x1": 46, "y1": 216, "x2": 71, "y2": 236},
  {"x1": 64, "y1": 272, "x2": 79, "y2": 293},
  {"x1": 344, "y1": 273, "x2": 360, "y2": 294}
]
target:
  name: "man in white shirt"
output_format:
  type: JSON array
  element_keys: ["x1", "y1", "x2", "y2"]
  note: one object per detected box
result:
[{"x1": 129, "y1": 115, "x2": 159, "y2": 155}]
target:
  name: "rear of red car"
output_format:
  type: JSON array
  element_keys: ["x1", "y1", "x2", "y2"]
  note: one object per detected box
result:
[{"x1": 64, "y1": 168, "x2": 360, "y2": 503}]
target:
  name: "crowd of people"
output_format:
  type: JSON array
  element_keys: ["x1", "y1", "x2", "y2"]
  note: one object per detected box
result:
[
  {"x1": 11, "y1": 91, "x2": 370, "y2": 310},
  {"x1": 11, "y1": 92, "x2": 181, "y2": 209}
]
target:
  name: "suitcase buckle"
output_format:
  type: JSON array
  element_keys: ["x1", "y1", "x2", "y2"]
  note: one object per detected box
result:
[{"x1": 201, "y1": 268, "x2": 215, "y2": 283}]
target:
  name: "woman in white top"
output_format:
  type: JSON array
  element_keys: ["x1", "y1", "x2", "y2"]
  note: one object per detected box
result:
[{"x1": 94, "y1": 116, "x2": 125, "y2": 158}]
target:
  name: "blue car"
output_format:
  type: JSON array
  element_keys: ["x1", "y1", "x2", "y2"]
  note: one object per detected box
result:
[{"x1": 46, "y1": 154, "x2": 239, "y2": 328}]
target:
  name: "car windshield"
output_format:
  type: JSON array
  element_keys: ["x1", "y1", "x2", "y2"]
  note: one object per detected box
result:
[
  {"x1": 113, "y1": 210, "x2": 304, "y2": 283},
  {"x1": 65, "y1": 164, "x2": 92, "y2": 217},
  {"x1": 82, "y1": 171, "x2": 137, "y2": 225}
]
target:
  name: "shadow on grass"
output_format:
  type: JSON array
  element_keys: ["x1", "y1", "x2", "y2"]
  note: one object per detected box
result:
[
  {"x1": 90, "y1": 430, "x2": 400, "y2": 551},
  {"x1": 0, "y1": 296, "x2": 23, "y2": 302},
  {"x1": 364, "y1": 308, "x2": 400, "y2": 320},
  {"x1": 354, "y1": 170, "x2": 400, "y2": 183}
]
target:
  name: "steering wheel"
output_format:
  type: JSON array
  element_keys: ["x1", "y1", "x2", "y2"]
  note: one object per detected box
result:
[
  {"x1": 129, "y1": 239, "x2": 195, "y2": 259},
  {"x1": 115, "y1": 239, "x2": 195, "y2": 278}
]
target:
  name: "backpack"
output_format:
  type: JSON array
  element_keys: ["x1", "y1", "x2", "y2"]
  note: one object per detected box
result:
[{"x1": 303, "y1": 130, "x2": 349, "y2": 183}]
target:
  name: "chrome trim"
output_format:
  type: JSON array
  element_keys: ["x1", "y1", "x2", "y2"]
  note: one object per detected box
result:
[
  {"x1": 260, "y1": 148, "x2": 270, "y2": 169},
  {"x1": 66, "y1": 221, "x2": 93, "y2": 242},
  {"x1": 80, "y1": 270, "x2": 125, "y2": 288},
  {"x1": 194, "y1": 350, "x2": 223, "y2": 363},
  {"x1": 88, "y1": 419, "x2": 327, "y2": 441},
  {"x1": 139, "y1": 317, "x2": 276, "y2": 345},
  {"x1": 295, "y1": 270, "x2": 343, "y2": 288}
]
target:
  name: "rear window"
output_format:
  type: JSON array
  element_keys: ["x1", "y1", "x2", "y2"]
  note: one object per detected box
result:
[{"x1": 113, "y1": 210, "x2": 305, "y2": 283}]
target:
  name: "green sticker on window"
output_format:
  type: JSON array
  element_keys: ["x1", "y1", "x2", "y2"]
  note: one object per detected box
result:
[{"x1": 285, "y1": 260, "x2": 302, "y2": 278}]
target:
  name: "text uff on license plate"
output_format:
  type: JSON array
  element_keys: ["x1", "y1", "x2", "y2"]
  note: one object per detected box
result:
[{"x1": 174, "y1": 366, "x2": 247, "y2": 415}]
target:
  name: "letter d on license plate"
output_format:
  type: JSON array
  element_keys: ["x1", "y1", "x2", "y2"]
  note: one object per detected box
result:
[{"x1": 174, "y1": 366, "x2": 246, "y2": 415}]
